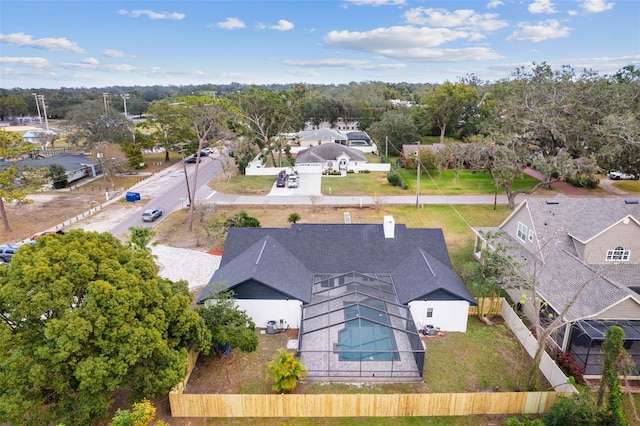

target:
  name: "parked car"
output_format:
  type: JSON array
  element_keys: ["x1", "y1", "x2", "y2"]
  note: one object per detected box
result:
[
  {"x1": 31, "y1": 229, "x2": 64, "y2": 240},
  {"x1": 201, "y1": 148, "x2": 215, "y2": 155},
  {"x1": 609, "y1": 171, "x2": 638, "y2": 180},
  {"x1": 276, "y1": 176, "x2": 287, "y2": 187},
  {"x1": 288, "y1": 175, "x2": 298, "y2": 188},
  {"x1": 142, "y1": 208, "x2": 163, "y2": 222},
  {"x1": 0, "y1": 244, "x2": 20, "y2": 263},
  {"x1": 184, "y1": 156, "x2": 200, "y2": 164}
]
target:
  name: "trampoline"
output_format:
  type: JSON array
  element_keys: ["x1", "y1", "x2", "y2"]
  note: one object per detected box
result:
[{"x1": 338, "y1": 299, "x2": 400, "y2": 361}]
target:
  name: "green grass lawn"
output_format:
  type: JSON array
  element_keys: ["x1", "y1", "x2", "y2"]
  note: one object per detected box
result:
[
  {"x1": 212, "y1": 165, "x2": 548, "y2": 197},
  {"x1": 614, "y1": 179, "x2": 640, "y2": 193}
]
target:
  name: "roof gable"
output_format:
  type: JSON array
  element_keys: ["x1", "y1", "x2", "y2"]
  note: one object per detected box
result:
[
  {"x1": 392, "y1": 248, "x2": 476, "y2": 305},
  {"x1": 199, "y1": 236, "x2": 313, "y2": 303},
  {"x1": 295, "y1": 144, "x2": 367, "y2": 164},
  {"x1": 200, "y1": 223, "x2": 467, "y2": 306}
]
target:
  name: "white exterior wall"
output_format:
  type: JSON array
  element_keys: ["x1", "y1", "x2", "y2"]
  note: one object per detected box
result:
[
  {"x1": 244, "y1": 164, "x2": 323, "y2": 176},
  {"x1": 236, "y1": 299, "x2": 303, "y2": 329},
  {"x1": 409, "y1": 300, "x2": 470, "y2": 332}
]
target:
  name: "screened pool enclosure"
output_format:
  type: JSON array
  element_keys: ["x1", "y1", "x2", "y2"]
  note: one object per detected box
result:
[{"x1": 298, "y1": 272, "x2": 425, "y2": 380}]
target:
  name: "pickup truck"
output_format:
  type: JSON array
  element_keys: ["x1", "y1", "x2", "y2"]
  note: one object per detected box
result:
[{"x1": 609, "y1": 171, "x2": 638, "y2": 180}]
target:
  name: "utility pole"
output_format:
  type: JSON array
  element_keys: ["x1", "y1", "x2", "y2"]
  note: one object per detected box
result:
[
  {"x1": 32, "y1": 93, "x2": 42, "y2": 125},
  {"x1": 415, "y1": 140, "x2": 420, "y2": 209},
  {"x1": 385, "y1": 136, "x2": 388, "y2": 158},
  {"x1": 38, "y1": 95, "x2": 49, "y2": 131},
  {"x1": 121, "y1": 93, "x2": 130, "y2": 118}
]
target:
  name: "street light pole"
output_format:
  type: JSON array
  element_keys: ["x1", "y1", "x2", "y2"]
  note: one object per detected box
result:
[
  {"x1": 121, "y1": 94, "x2": 129, "y2": 117},
  {"x1": 32, "y1": 93, "x2": 43, "y2": 125},
  {"x1": 38, "y1": 95, "x2": 49, "y2": 131}
]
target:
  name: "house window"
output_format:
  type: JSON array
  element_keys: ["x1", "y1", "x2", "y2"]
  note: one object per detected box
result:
[
  {"x1": 606, "y1": 246, "x2": 630, "y2": 261},
  {"x1": 528, "y1": 229, "x2": 534, "y2": 242},
  {"x1": 517, "y1": 222, "x2": 528, "y2": 242},
  {"x1": 426, "y1": 308, "x2": 433, "y2": 318}
]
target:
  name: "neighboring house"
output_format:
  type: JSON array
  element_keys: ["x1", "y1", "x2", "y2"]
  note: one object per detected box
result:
[
  {"x1": 472, "y1": 195, "x2": 640, "y2": 377},
  {"x1": 400, "y1": 143, "x2": 445, "y2": 162},
  {"x1": 198, "y1": 217, "x2": 476, "y2": 380},
  {"x1": 339, "y1": 131, "x2": 377, "y2": 154},
  {"x1": 15, "y1": 154, "x2": 99, "y2": 185},
  {"x1": 303, "y1": 118, "x2": 360, "y2": 131},
  {"x1": 295, "y1": 143, "x2": 368, "y2": 173},
  {"x1": 23, "y1": 129, "x2": 63, "y2": 147},
  {"x1": 294, "y1": 128, "x2": 348, "y2": 149}
]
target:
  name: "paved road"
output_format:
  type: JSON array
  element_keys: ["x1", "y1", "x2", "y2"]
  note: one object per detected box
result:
[
  {"x1": 110, "y1": 154, "x2": 223, "y2": 236},
  {"x1": 112, "y1": 161, "x2": 632, "y2": 233}
]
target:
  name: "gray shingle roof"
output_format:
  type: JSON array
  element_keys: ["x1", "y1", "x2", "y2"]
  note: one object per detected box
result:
[
  {"x1": 198, "y1": 223, "x2": 474, "y2": 306},
  {"x1": 297, "y1": 128, "x2": 347, "y2": 143},
  {"x1": 499, "y1": 196, "x2": 640, "y2": 321},
  {"x1": 295, "y1": 144, "x2": 367, "y2": 164}
]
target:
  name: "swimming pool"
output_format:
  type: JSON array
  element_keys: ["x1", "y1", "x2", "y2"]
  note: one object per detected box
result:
[{"x1": 338, "y1": 299, "x2": 400, "y2": 361}]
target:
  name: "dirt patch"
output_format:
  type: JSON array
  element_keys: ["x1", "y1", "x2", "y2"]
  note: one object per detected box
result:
[
  {"x1": 1, "y1": 190, "x2": 107, "y2": 244},
  {"x1": 185, "y1": 330, "x2": 299, "y2": 394}
]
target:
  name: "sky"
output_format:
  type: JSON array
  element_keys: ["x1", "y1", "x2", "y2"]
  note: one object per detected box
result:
[{"x1": 1, "y1": 0, "x2": 639, "y2": 89}]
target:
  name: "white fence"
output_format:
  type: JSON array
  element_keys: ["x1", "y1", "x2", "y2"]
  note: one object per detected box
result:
[{"x1": 501, "y1": 302, "x2": 578, "y2": 393}]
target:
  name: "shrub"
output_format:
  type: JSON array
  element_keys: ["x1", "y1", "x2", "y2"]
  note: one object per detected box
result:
[
  {"x1": 544, "y1": 394, "x2": 602, "y2": 426},
  {"x1": 566, "y1": 175, "x2": 599, "y2": 189},
  {"x1": 267, "y1": 348, "x2": 307, "y2": 393},
  {"x1": 553, "y1": 351, "x2": 586, "y2": 384},
  {"x1": 387, "y1": 171, "x2": 402, "y2": 187}
]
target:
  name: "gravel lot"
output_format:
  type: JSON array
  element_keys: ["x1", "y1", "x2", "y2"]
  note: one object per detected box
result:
[{"x1": 68, "y1": 204, "x2": 221, "y2": 291}]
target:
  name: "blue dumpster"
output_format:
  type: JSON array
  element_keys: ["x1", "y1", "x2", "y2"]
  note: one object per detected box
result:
[{"x1": 125, "y1": 192, "x2": 141, "y2": 202}]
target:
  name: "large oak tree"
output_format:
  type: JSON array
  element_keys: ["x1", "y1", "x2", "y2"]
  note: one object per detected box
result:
[{"x1": 0, "y1": 230, "x2": 210, "y2": 426}]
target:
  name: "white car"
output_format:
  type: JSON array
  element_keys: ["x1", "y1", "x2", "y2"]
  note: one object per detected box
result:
[
  {"x1": 609, "y1": 171, "x2": 638, "y2": 180},
  {"x1": 287, "y1": 176, "x2": 298, "y2": 188}
]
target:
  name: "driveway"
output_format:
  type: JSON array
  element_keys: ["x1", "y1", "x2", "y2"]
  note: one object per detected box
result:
[{"x1": 267, "y1": 170, "x2": 322, "y2": 197}]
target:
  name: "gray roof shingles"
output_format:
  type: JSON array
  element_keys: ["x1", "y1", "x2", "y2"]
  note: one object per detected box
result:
[
  {"x1": 198, "y1": 223, "x2": 475, "y2": 306},
  {"x1": 503, "y1": 196, "x2": 640, "y2": 321},
  {"x1": 295, "y1": 144, "x2": 367, "y2": 164}
]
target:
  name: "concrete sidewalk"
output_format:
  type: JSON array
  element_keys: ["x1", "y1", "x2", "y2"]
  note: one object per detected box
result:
[{"x1": 207, "y1": 191, "x2": 516, "y2": 206}]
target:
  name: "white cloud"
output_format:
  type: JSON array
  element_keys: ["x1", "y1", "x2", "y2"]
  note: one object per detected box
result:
[
  {"x1": 270, "y1": 20, "x2": 294, "y2": 31},
  {"x1": 580, "y1": 0, "x2": 615, "y2": 13},
  {"x1": 103, "y1": 49, "x2": 131, "y2": 58},
  {"x1": 486, "y1": 0, "x2": 504, "y2": 8},
  {"x1": 507, "y1": 19, "x2": 571, "y2": 42},
  {"x1": 282, "y1": 58, "x2": 405, "y2": 70},
  {"x1": 216, "y1": 17, "x2": 246, "y2": 30},
  {"x1": 324, "y1": 26, "x2": 474, "y2": 51},
  {"x1": 0, "y1": 56, "x2": 51, "y2": 68},
  {"x1": 80, "y1": 57, "x2": 99, "y2": 65},
  {"x1": 346, "y1": 0, "x2": 406, "y2": 5},
  {"x1": 118, "y1": 9, "x2": 185, "y2": 20},
  {"x1": 0, "y1": 32, "x2": 84, "y2": 53},
  {"x1": 528, "y1": 0, "x2": 557, "y2": 14},
  {"x1": 403, "y1": 8, "x2": 508, "y2": 32},
  {"x1": 374, "y1": 46, "x2": 503, "y2": 62}
]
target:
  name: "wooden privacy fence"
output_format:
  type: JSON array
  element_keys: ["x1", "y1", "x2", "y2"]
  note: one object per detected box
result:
[
  {"x1": 468, "y1": 297, "x2": 504, "y2": 317},
  {"x1": 169, "y1": 391, "x2": 570, "y2": 418}
]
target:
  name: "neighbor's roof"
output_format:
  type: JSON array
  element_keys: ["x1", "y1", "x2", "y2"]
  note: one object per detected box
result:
[
  {"x1": 297, "y1": 128, "x2": 347, "y2": 142},
  {"x1": 342, "y1": 131, "x2": 372, "y2": 142},
  {"x1": 199, "y1": 223, "x2": 475, "y2": 306},
  {"x1": 1, "y1": 154, "x2": 95, "y2": 172},
  {"x1": 295, "y1": 144, "x2": 367, "y2": 164},
  {"x1": 491, "y1": 195, "x2": 640, "y2": 322}
]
